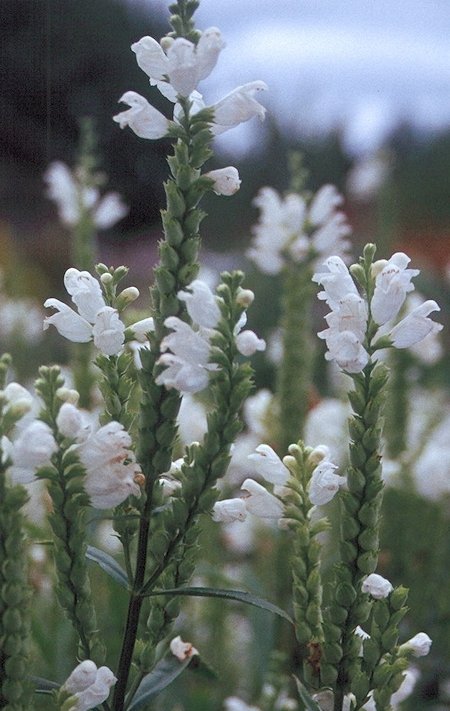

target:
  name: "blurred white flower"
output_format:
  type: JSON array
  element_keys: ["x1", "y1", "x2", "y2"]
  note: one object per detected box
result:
[
  {"x1": 361, "y1": 573, "x2": 393, "y2": 599},
  {"x1": 45, "y1": 161, "x2": 127, "y2": 229},
  {"x1": 390, "y1": 668, "x2": 420, "y2": 707},
  {"x1": 248, "y1": 184, "x2": 351, "y2": 275},
  {"x1": 8, "y1": 421, "x2": 57, "y2": 484},
  {"x1": 224, "y1": 697, "x2": 262, "y2": 711}
]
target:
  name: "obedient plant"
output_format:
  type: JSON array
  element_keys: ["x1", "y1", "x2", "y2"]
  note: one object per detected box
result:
[{"x1": 1, "y1": 2, "x2": 444, "y2": 711}]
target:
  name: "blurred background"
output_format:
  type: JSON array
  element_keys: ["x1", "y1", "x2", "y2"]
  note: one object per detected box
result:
[{"x1": 1, "y1": 0, "x2": 450, "y2": 293}]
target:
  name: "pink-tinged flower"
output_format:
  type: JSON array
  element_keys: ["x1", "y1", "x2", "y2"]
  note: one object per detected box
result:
[
  {"x1": 132, "y1": 27, "x2": 225, "y2": 98},
  {"x1": 63, "y1": 664, "x2": 117, "y2": 711},
  {"x1": 388, "y1": 300, "x2": 442, "y2": 348},
  {"x1": 212, "y1": 498, "x2": 247, "y2": 523},
  {"x1": 361, "y1": 573, "x2": 393, "y2": 599},
  {"x1": 308, "y1": 459, "x2": 345, "y2": 505},
  {"x1": 44, "y1": 268, "x2": 125, "y2": 356},
  {"x1": 113, "y1": 91, "x2": 170, "y2": 139},
  {"x1": 401, "y1": 632, "x2": 432, "y2": 658},
  {"x1": 241, "y1": 478, "x2": 284, "y2": 519},
  {"x1": 177, "y1": 280, "x2": 221, "y2": 329},
  {"x1": 156, "y1": 317, "x2": 218, "y2": 394},
  {"x1": 247, "y1": 444, "x2": 289, "y2": 486},
  {"x1": 77, "y1": 421, "x2": 142, "y2": 509},
  {"x1": 169, "y1": 635, "x2": 199, "y2": 661},
  {"x1": 204, "y1": 166, "x2": 241, "y2": 195},
  {"x1": 371, "y1": 252, "x2": 419, "y2": 325},
  {"x1": 313, "y1": 256, "x2": 359, "y2": 309},
  {"x1": 210, "y1": 81, "x2": 268, "y2": 135},
  {"x1": 8, "y1": 421, "x2": 57, "y2": 484}
]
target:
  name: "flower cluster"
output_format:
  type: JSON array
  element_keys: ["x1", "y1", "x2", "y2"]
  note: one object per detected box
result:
[
  {"x1": 247, "y1": 184, "x2": 351, "y2": 275},
  {"x1": 313, "y1": 252, "x2": 442, "y2": 373},
  {"x1": 156, "y1": 279, "x2": 265, "y2": 394},
  {"x1": 212, "y1": 443, "x2": 343, "y2": 524},
  {"x1": 45, "y1": 161, "x2": 128, "y2": 229},
  {"x1": 113, "y1": 25, "x2": 267, "y2": 195},
  {"x1": 43, "y1": 268, "x2": 146, "y2": 356}
]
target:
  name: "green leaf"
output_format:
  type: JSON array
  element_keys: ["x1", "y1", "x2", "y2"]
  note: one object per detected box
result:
[
  {"x1": 293, "y1": 676, "x2": 322, "y2": 711},
  {"x1": 140, "y1": 586, "x2": 294, "y2": 625},
  {"x1": 31, "y1": 676, "x2": 60, "y2": 694},
  {"x1": 86, "y1": 545, "x2": 129, "y2": 589},
  {"x1": 127, "y1": 657, "x2": 192, "y2": 710}
]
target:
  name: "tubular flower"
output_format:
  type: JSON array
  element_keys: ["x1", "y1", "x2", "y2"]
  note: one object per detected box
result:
[
  {"x1": 308, "y1": 459, "x2": 346, "y2": 505},
  {"x1": 241, "y1": 478, "x2": 284, "y2": 520},
  {"x1": 113, "y1": 91, "x2": 170, "y2": 139},
  {"x1": 169, "y1": 635, "x2": 199, "y2": 661},
  {"x1": 247, "y1": 444, "x2": 289, "y2": 485},
  {"x1": 76, "y1": 421, "x2": 142, "y2": 509},
  {"x1": 387, "y1": 300, "x2": 442, "y2": 348},
  {"x1": 7, "y1": 420, "x2": 57, "y2": 484},
  {"x1": 361, "y1": 573, "x2": 393, "y2": 599},
  {"x1": 62, "y1": 662, "x2": 117, "y2": 711},
  {"x1": 212, "y1": 498, "x2": 248, "y2": 523},
  {"x1": 44, "y1": 268, "x2": 126, "y2": 356},
  {"x1": 131, "y1": 28, "x2": 225, "y2": 99},
  {"x1": 371, "y1": 252, "x2": 419, "y2": 325},
  {"x1": 204, "y1": 167, "x2": 241, "y2": 195},
  {"x1": 210, "y1": 81, "x2": 268, "y2": 134}
]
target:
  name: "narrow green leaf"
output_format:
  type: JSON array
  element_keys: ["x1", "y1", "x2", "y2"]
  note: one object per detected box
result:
[
  {"x1": 127, "y1": 657, "x2": 191, "y2": 710},
  {"x1": 86, "y1": 545, "x2": 129, "y2": 589},
  {"x1": 31, "y1": 676, "x2": 60, "y2": 694},
  {"x1": 140, "y1": 586, "x2": 294, "y2": 625},
  {"x1": 293, "y1": 676, "x2": 322, "y2": 711}
]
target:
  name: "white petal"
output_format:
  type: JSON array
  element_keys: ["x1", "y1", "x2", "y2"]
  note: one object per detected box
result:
[
  {"x1": 211, "y1": 81, "x2": 268, "y2": 135},
  {"x1": 195, "y1": 27, "x2": 225, "y2": 80},
  {"x1": 212, "y1": 498, "x2": 247, "y2": 523},
  {"x1": 177, "y1": 280, "x2": 221, "y2": 329},
  {"x1": 113, "y1": 91, "x2": 169, "y2": 140},
  {"x1": 131, "y1": 36, "x2": 169, "y2": 80},
  {"x1": 64, "y1": 268, "x2": 106, "y2": 323},
  {"x1": 204, "y1": 166, "x2": 241, "y2": 196},
  {"x1": 92, "y1": 307, "x2": 125, "y2": 355},
  {"x1": 44, "y1": 299, "x2": 93, "y2": 342},
  {"x1": 308, "y1": 184, "x2": 343, "y2": 226},
  {"x1": 93, "y1": 192, "x2": 128, "y2": 229},
  {"x1": 241, "y1": 478, "x2": 284, "y2": 519},
  {"x1": 248, "y1": 444, "x2": 289, "y2": 485},
  {"x1": 389, "y1": 300, "x2": 442, "y2": 348}
]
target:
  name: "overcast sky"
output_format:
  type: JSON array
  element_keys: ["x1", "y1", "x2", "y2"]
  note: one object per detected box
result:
[{"x1": 135, "y1": 0, "x2": 450, "y2": 156}]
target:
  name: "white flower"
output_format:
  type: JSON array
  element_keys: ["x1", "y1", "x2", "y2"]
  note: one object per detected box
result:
[
  {"x1": 401, "y1": 632, "x2": 432, "y2": 657},
  {"x1": 132, "y1": 28, "x2": 225, "y2": 98},
  {"x1": 241, "y1": 478, "x2": 284, "y2": 519},
  {"x1": 212, "y1": 498, "x2": 247, "y2": 523},
  {"x1": 44, "y1": 161, "x2": 127, "y2": 229},
  {"x1": 44, "y1": 268, "x2": 125, "y2": 356},
  {"x1": 235, "y1": 329, "x2": 266, "y2": 356},
  {"x1": 56, "y1": 403, "x2": 85, "y2": 439},
  {"x1": 177, "y1": 280, "x2": 221, "y2": 328},
  {"x1": 63, "y1": 660, "x2": 98, "y2": 694},
  {"x1": 77, "y1": 421, "x2": 142, "y2": 509},
  {"x1": 205, "y1": 167, "x2": 241, "y2": 195},
  {"x1": 309, "y1": 460, "x2": 345, "y2": 505},
  {"x1": 210, "y1": 81, "x2": 268, "y2": 134},
  {"x1": 128, "y1": 317, "x2": 155, "y2": 342},
  {"x1": 1, "y1": 382, "x2": 34, "y2": 416},
  {"x1": 390, "y1": 668, "x2": 419, "y2": 707},
  {"x1": 321, "y1": 329, "x2": 369, "y2": 374},
  {"x1": 64, "y1": 664, "x2": 117, "y2": 711},
  {"x1": 387, "y1": 300, "x2": 442, "y2": 349},
  {"x1": 371, "y1": 252, "x2": 419, "y2": 326},
  {"x1": 169, "y1": 635, "x2": 199, "y2": 661},
  {"x1": 309, "y1": 184, "x2": 344, "y2": 225},
  {"x1": 313, "y1": 256, "x2": 359, "y2": 309},
  {"x1": 361, "y1": 573, "x2": 393, "y2": 599},
  {"x1": 247, "y1": 444, "x2": 289, "y2": 485},
  {"x1": 113, "y1": 91, "x2": 170, "y2": 139},
  {"x1": 8, "y1": 421, "x2": 57, "y2": 484},
  {"x1": 156, "y1": 317, "x2": 217, "y2": 394}
]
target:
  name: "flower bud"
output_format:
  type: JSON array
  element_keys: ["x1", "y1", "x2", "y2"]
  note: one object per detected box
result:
[
  {"x1": 116, "y1": 286, "x2": 140, "y2": 309},
  {"x1": 400, "y1": 632, "x2": 432, "y2": 657},
  {"x1": 235, "y1": 287, "x2": 255, "y2": 307},
  {"x1": 100, "y1": 272, "x2": 113, "y2": 285},
  {"x1": 56, "y1": 387, "x2": 80, "y2": 405}
]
